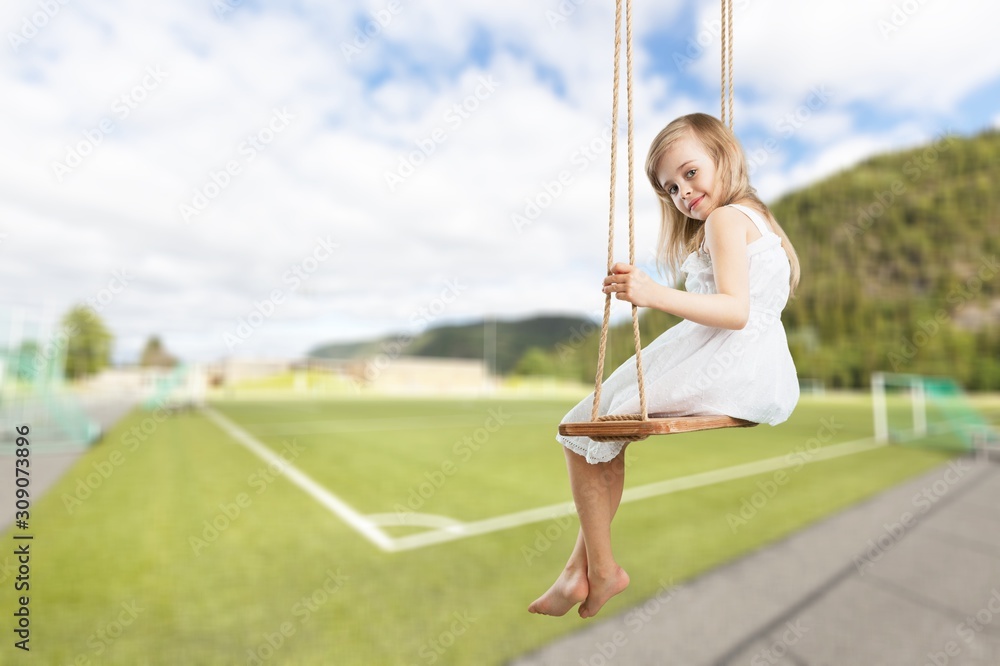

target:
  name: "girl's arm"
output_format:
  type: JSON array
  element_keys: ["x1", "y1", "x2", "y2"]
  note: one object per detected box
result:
[
  {"x1": 603, "y1": 208, "x2": 750, "y2": 330},
  {"x1": 647, "y1": 206, "x2": 750, "y2": 330},
  {"x1": 648, "y1": 288, "x2": 748, "y2": 330}
]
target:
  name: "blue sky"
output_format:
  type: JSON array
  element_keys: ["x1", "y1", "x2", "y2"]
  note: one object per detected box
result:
[{"x1": 1, "y1": 0, "x2": 998, "y2": 363}]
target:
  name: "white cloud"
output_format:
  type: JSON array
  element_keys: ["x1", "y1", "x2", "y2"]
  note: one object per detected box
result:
[{"x1": 687, "y1": 0, "x2": 1000, "y2": 116}]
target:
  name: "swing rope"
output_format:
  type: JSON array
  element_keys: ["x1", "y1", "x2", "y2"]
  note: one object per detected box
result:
[
  {"x1": 721, "y1": 0, "x2": 734, "y2": 130},
  {"x1": 589, "y1": 0, "x2": 647, "y2": 442},
  {"x1": 586, "y1": 0, "x2": 735, "y2": 443}
]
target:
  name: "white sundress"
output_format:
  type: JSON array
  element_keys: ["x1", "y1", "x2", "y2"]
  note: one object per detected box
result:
[{"x1": 556, "y1": 203, "x2": 800, "y2": 464}]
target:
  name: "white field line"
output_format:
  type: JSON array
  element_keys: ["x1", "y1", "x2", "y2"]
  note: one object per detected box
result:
[
  {"x1": 366, "y1": 512, "x2": 465, "y2": 530},
  {"x1": 203, "y1": 407, "x2": 395, "y2": 552},
  {"x1": 390, "y1": 502, "x2": 577, "y2": 551},
  {"x1": 388, "y1": 436, "x2": 888, "y2": 551},
  {"x1": 243, "y1": 414, "x2": 555, "y2": 435},
  {"x1": 204, "y1": 403, "x2": 892, "y2": 554},
  {"x1": 620, "y1": 436, "x2": 886, "y2": 503}
]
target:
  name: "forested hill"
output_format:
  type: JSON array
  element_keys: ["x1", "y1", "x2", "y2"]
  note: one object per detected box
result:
[
  {"x1": 519, "y1": 127, "x2": 1000, "y2": 390},
  {"x1": 308, "y1": 315, "x2": 594, "y2": 375},
  {"x1": 769, "y1": 127, "x2": 999, "y2": 388}
]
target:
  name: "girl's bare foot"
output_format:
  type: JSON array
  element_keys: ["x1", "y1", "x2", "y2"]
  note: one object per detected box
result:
[
  {"x1": 579, "y1": 566, "x2": 630, "y2": 619},
  {"x1": 528, "y1": 567, "x2": 589, "y2": 616}
]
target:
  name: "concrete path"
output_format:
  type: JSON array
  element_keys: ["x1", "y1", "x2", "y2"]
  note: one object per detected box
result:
[
  {"x1": 511, "y1": 455, "x2": 1000, "y2": 666},
  {"x1": 0, "y1": 393, "x2": 136, "y2": 531}
]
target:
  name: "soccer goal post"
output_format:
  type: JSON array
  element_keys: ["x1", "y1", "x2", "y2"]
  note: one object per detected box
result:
[
  {"x1": 871, "y1": 372, "x2": 927, "y2": 444},
  {"x1": 871, "y1": 372, "x2": 997, "y2": 454}
]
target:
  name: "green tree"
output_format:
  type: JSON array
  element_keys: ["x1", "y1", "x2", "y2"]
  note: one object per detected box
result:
[
  {"x1": 140, "y1": 335, "x2": 177, "y2": 368},
  {"x1": 513, "y1": 347, "x2": 555, "y2": 376},
  {"x1": 62, "y1": 306, "x2": 113, "y2": 379}
]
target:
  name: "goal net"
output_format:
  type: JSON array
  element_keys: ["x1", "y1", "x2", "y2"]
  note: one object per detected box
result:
[
  {"x1": 871, "y1": 372, "x2": 999, "y2": 457},
  {"x1": 0, "y1": 307, "x2": 102, "y2": 453}
]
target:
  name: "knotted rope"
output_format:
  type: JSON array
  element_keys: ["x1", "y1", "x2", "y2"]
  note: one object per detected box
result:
[
  {"x1": 589, "y1": 0, "x2": 648, "y2": 443},
  {"x1": 721, "y1": 0, "x2": 734, "y2": 129}
]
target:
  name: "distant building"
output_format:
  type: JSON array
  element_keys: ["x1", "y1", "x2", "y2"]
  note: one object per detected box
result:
[
  {"x1": 74, "y1": 364, "x2": 207, "y2": 409},
  {"x1": 344, "y1": 356, "x2": 493, "y2": 394},
  {"x1": 80, "y1": 356, "x2": 495, "y2": 398},
  {"x1": 206, "y1": 358, "x2": 291, "y2": 387}
]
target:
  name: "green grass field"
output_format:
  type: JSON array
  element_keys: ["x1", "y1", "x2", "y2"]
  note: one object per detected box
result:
[{"x1": 0, "y1": 391, "x2": 987, "y2": 665}]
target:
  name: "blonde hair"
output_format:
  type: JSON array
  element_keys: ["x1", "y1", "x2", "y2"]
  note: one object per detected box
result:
[{"x1": 644, "y1": 112, "x2": 800, "y2": 299}]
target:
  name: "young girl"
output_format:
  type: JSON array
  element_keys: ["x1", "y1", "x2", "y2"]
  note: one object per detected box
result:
[{"x1": 528, "y1": 112, "x2": 801, "y2": 619}]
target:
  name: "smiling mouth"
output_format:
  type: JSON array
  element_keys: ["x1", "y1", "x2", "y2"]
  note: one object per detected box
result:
[{"x1": 689, "y1": 196, "x2": 704, "y2": 211}]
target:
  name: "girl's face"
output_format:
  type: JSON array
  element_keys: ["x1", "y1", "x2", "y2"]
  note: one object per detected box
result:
[{"x1": 654, "y1": 134, "x2": 717, "y2": 221}]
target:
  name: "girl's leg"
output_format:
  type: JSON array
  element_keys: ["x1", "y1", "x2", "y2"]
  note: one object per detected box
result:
[
  {"x1": 527, "y1": 447, "x2": 596, "y2": 616},
  {"x1": 606, "y1": 443, "x2": 629, "y2": 519},
  {"x1": 528, "y1": 443, "x2": 630, "y2": 617},
  {"x1": 562, "y1": 446, "x2": 629, "y2": 574},
  {"x1": 577, "y1": 444, "x2": 630, "y2": 618},
  {"x1": 526, "y1": 525, "x2": 590, "y2": 617}
]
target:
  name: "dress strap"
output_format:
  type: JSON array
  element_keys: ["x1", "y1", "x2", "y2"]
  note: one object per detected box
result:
[
  {"x1": 727, "y1": 203, "x2": 773, "y2": 239},
  {"x1": 701, "y1": 203, "x2": 775, "y2": 253}
]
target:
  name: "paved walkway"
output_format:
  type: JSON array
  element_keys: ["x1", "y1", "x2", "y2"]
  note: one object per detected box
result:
[
  {"x1": 511, "y1": 454, "x2": 1000, "y2": 666},
  {"x1": 0, "y1": 394, "x2": 136, "y2": 531}
]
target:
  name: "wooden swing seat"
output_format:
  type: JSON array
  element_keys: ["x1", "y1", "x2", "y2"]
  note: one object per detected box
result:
[{"x1": 559, "y1": 414, "x2": 757, "y2": 441}]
